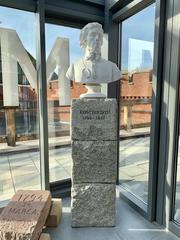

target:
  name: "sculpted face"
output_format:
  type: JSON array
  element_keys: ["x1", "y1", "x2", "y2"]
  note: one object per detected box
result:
[{"x1": 86, "y1": 28, "x2": 102, "y2": 55}]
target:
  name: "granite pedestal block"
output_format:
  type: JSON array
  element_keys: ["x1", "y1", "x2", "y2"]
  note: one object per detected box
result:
[
  {"x1": 71, "y1": 98, "x2": 117, "y2": 141},
  {"x1": 72, "y1": 140, "x2": 117, "y2": 183},
  {"x1": 71, "y1": 98, "x2": 117, "y2": 227},
  {"x1": 71, "y1": 184, "x2": 116, "y2": 227}
]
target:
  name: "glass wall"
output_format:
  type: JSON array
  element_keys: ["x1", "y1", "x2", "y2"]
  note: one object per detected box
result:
[
  {"x1": 119, "y1": 4, "x2": 155, "y2": 205},
  {"x1": 0, "y1": 6, "x2": 40, "y2": 205},
  {"x1": 45, "y1": 23, "x2": 85, "y2": 182},
  {"x1": 174, "y1": 121, "x2": 180, "y2": 225}
]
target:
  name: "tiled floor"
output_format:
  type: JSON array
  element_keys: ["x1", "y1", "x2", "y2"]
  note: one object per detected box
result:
[
  {"x1": 44, "y1": 196, "x2": 180, "y2": 240},
  {"x1": 0, "y1": 146, "x2": 72, "y2": 203},
  {"x1": 119, "y1": 136, "x2": 150, "y2": 203}
]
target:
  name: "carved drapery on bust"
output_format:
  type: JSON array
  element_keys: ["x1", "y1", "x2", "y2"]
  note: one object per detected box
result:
[{"x1": 66, "y1": 22, "x2": 121, "y2": 97}]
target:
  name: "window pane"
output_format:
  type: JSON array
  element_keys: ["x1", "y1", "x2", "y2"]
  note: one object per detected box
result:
[
  {"x1": 45, "y1": 23, "x2": 85, "y2": 182},
  {"x1": 0, "y1": 6, "x2": 40, "y2": 205},
  {"x1": 174, "y1": 133, "x2": 180, "y2": 224},
  {"x1": 119, "y1": 4, "x2": 155, "y2": 206}
]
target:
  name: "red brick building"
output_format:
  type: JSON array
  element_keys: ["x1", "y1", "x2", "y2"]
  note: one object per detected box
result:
[
  {"x1": 47, "y1": 70, "x2": 152, "y2": 130},
  {"x1": 0, "y1": 70, "x2": 152, "y2": 140}
]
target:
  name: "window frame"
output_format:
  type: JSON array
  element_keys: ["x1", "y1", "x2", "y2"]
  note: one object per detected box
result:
[
  {"x1": 160, "y1": 0, "x2": 180, "y2": 237},
  {"x1": 108, "y1": 0, "x2": 165, "y2": 222}
]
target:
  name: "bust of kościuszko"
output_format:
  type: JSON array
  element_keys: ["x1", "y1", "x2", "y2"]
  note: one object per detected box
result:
[{"x1": 66, "y1": 22, "x2": 121, "y2": 84}]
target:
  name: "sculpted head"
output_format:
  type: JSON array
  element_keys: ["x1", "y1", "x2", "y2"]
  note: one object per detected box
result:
[{"x1": 80, "y1": 22, "x2": 103, "y2": 58}]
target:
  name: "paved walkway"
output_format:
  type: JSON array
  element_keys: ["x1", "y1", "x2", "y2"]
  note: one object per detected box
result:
[
  {"x1": 0, "y1": 136, "x2": 71, "y2": 153},
  {"x1": 0, "y1": 128, "x2": 179, "y2": 223},
  {"x1": 0, "y1": 127, "x2": 150, "y2": 153}
]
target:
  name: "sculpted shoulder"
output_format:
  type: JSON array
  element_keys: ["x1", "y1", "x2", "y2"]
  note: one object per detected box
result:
[
  {"x1": 73, "y1": 58, "x2": 117, "y2": 68},
  {"x1": 66, "y1": 59, "x2": 84, "y2": 81},
  {"x1": 66, "y1": 57, "x2": 121, "y2": 83},
  {"x1": 98, "y1": 58, "x2": 122, "y2": 82}
]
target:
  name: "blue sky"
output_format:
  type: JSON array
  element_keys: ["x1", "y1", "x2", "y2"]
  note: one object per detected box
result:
[
  {"x1": 0, "y1": 6, "x2": 83, "y2": 62},
  {"x1": 0, "y1": 4, "x2": 155, "y2": 70},
  {"x1": 0, "y1": 6, "x2": 36, "y2": 57},
  {"x1": 45, "y1": 24, "x2": 83, "y2": 63},
  {"x1": 121, "y1": 4, "x2": 155, "y2": 70}
]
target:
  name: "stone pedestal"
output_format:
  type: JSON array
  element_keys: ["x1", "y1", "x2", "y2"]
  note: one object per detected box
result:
[{"x1": 71, "y1": 98, "x2": 117, "y2": 227}]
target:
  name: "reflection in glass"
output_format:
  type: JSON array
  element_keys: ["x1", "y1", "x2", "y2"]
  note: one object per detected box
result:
[
  {"x1": 45, "y1": 24, "x2": 86, "y2": 182},
  {"x1": 174, "y1": 136, "x2": 180, "y2": 224},
  {"x1": 0, "y1": 6, "x2": 40, "y2": 205},
  {"x1": 119, "y1": 4, "x2": 155, "y2": 205}
]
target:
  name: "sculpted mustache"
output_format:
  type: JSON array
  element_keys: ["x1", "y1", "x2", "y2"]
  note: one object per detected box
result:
[{"x1": 88, "y1": 45, "x2": 101, "y2": 51}]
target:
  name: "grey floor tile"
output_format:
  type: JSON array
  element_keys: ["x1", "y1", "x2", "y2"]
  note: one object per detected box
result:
[
  {"x1": 49, "y1": 166, "x2": 70, "y2": 182},
  {"x1": 11, "y1": 164, "x2": 38, "y2": 177},
  {"x1": 9, "y1": 157, "x2": 34, "y2": 167},
  {"x1": 44, "y1": 197, "x2": 180, "y2": 240},
  {"x1": 119, "y1": 165, "x2": 147, "y2": 177},
  {"x1": 44, "y1": 198, "x2": 121, "y2": 240},
  {"x1": 13, "y1": 173, "x2": 41, "y2": 191},
  {"x1": 8, "y1": 153, "x2": 32, "y2": 162},
  {"x1": 151, "y1": 233, "x2": 180, "y2": 240},
  {"x1": 62, "y1": 164, "x2": 72, "y2": 175},
  {"x1": 56, "y1": 157, "x2": 72, "y2": 166}
]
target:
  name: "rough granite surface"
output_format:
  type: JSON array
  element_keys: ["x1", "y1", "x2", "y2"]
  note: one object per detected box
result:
[
  {"x1": 71, "y1": 184, "x2": 116, "y2": 227},
  {"x1": 0, "y1": 190, "x2": 52, "y2": 240},
  {"x1": 71, "y1": 99, "x2": 117, "y2": 141},
  {"x1": 72, "y1": 140, "x2": 117, "y2": 183}
]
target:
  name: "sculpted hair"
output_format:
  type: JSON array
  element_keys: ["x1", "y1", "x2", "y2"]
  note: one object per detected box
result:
[{"x1": 80, "y1": 22, "x2": 104, "y2": 49}]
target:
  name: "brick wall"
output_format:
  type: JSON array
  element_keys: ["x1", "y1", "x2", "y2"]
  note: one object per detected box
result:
[
  {"x1": 121, "y1": 71, "x2": 152, "y2": 98},
  {"x1": 0, "y1": 70, "x2": 153, "y2": 134},
  {"x1": 120, "y1": 71, "x2": 152, "y2": 129},
  {"x1": 47, "y1": 81, "x2": 87, "y2": 122}
]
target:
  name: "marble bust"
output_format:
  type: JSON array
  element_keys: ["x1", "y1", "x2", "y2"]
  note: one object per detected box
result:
[{"x1": 66, "y1": 22, "x2": 121, "y2": 97}]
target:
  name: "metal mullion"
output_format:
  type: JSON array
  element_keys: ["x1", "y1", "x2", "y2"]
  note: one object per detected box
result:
[
  {"x1": 170, "y1": 78, "x2": 180, "y2": 224},
  {"x1": 116, "y1": 22, "x2": 122, "y2": 184},
  {"x1": 36, "y1": 0, "x2": 50, "y2": 190},
  {"x1": 156, "y1": 0, "x2": 174, "y2": 225},
  {"x1": 0, "y1": 0, "x2": 36, "y2": 12},
  {"x1": 107, "y1": 9, "x2": 120, "y2": 184},
  {"x1": 164, "y1": 0, "x2": 180, "y2": 230},
  {"x1": 44, "y1": 18, "x2": 84, "y2": 29},
  {"x1": 45, "y1": 4, "x2": 104, "y2": 24},
  {"x1": 166, "y1": 1, "x2": 180, "y2": 235},
  {"x1": 147, "y1": 0, "x2": 166, "y2": 222},
  {"x1": 112, "y1": 0, "x2": 154, "y2": 22},
  {"x1": 108, "y1": 0, "x2": 132, "y2": 11},
  {"x1": 107, "y1": 16, "x2": 120, "y2": 98}
]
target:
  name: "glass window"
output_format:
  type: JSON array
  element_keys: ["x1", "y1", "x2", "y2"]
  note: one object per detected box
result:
[
  {"x1": 45, "y1": 23, "x2": 85, "y2": 183},
  {"x1": 174, "y1": 123, "x2": 180, "y2": 225},
  {"x1": 119, "y1": 4, "x2": 155, "y2": 207},
  {"x1": 0, "y1": 6, "x2": 40, "y2": 205}
]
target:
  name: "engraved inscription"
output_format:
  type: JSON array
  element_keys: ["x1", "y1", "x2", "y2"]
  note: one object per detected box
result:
[
  {"x1": 18, "y1": 193, "x2": 43, "y2": 202},
  {"x1": 80, "y1": 109, "x2": 110, "y2": 120},
  {"x1": 8, "y1": 207, "x2": 39, "y2": 217}
]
